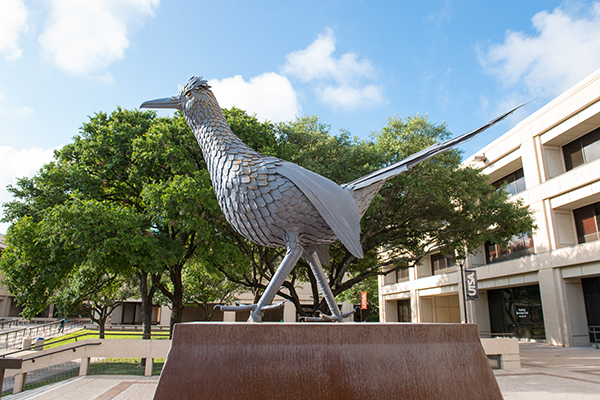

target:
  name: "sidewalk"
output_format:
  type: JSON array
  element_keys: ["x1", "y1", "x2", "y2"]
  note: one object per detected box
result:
[
  {"x1": 2, "y1": 375, "x2": 159, "y2": 400},
  {"x1": 495, "y1": 342, "x2": 600, "y2": 400},
  {"x1": 2, "y1": 342, "x2": 599, "y2": 399}
]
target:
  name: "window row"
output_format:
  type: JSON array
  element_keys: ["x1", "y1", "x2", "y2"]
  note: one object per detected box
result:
[
  {"x1": 385, "y1": 198, "x2": 599, "y2": 281},
  {"x1": 491, "y1": 126, "x2": 600, "y2": 196}
]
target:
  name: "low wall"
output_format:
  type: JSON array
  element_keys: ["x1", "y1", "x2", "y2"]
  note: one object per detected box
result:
[
  {"x1": 480, "y1": 338, "x2": 520, "y2": 369},
  {"x1": 3, "y1": 339, "x2": 172, "y2": 394}
]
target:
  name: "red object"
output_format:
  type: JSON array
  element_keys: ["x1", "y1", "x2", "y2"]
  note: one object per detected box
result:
[{"x1": 361, "y1": 291, "x2": 368, "y2": 309}]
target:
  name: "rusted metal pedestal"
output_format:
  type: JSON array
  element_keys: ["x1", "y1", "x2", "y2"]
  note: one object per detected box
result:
[{"x1": 153, "y1": 323, "x2": 502, "y2": 400}]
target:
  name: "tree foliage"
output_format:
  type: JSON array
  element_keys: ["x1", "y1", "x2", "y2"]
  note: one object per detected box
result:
[
  {"x1": 1, "y1": 106, "x2": 535, "y2": 324},
  {"x1": 1, "y1": 109, "x2": 227, "y2": 334}
]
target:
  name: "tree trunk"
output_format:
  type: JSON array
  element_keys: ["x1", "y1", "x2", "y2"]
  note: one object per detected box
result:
[
  {"x1": 98, "y1": 311, "x2": 106, "y2": 339},
  {"x1": 137, "y1": 271, "x2": 153, "y2": 340},
  {"x1": 169, "y1": 265, "x2": 185, "y2": 339}
]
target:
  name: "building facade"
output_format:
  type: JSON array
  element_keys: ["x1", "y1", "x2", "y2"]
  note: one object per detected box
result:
[{"x1": 379, "y1": 68, "x2": 600, "y2": 347}]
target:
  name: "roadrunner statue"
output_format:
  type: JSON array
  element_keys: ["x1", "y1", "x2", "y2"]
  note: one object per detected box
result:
[{"x1": 141, "y1": 76, "x2": 523, "y2": 322}]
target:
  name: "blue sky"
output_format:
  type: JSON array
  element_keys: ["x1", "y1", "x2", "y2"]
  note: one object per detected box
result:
[{"x1": 2, "y1": 0, "x2": 600, "y2": 233}]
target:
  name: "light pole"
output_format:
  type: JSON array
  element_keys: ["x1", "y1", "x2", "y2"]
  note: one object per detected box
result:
[{"x1": 458, "y1": 258, "x2": 468, "y2": 324}]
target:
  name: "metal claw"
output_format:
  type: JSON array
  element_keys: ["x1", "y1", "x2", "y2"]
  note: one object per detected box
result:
[
  {"x1": 214, "y1": 299, "x2": 289, "y2": 313},
  {"x1": 215, "y1": 303, "x2": 258, "y2": 312},
  {"x1": 300, "y1": 306, "x2": 360, "y2": 322},
  {"x1": 260, "y1": 299, "x2": 290, "y2": 311},
  {"x1": 341, "y1": 306, "x2": 360, "y2": 319},
  {"x1": 299, "y1": 316, "x2": 328, "y2": 322}
]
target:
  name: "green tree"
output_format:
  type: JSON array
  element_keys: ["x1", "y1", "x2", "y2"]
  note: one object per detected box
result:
[
  {"x1": 214, "y1": 114, "x2": 535, "y2": 317},
  {"x1": 1, "y1": 107, "x2": 280, "y2": 332},
  {"x1": 1, "y1": 109, "x2": 232, "y2": 335},
  {"x1": 178, "y1": 260, "x2": 242, "y2": 321},
  {"x1": 51, "y1": 267, "x2": 137, "y2": 338},
  {"x1": 1, "y1": 107, "x2": 535, "y2": 326}
]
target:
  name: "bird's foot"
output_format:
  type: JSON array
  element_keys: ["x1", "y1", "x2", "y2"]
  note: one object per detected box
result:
[
  {"x1": 214, "y1": 300, "x2": 290, "y2": 322},
  {"x1": 214, "y1": 301, "x2": 257, "y2": 312},
  {"x1": 300, "y1": 306, "x2": 360, "y2": 323}
]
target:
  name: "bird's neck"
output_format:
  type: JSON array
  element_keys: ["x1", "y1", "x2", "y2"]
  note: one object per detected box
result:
[{"x1": 184, "y1": 91, "x2": 256, "y2": 177}]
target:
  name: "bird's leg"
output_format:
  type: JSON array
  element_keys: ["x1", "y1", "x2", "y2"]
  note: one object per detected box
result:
[
  {"x1": 247, "y1": 231, "x2": 303, "y2": 322},
  {"x1": 301, "y1": 246, "x2": 349, "y2": 323}
]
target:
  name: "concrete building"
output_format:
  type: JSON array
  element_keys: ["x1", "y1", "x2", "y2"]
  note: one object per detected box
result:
[{"x1": 379, "y1": 68, "x2": 600, "y2": 347}]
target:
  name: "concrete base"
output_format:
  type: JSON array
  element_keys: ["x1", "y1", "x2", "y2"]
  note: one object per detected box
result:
[{"x1": 153, "y1": 323, "x2": 502, "y2": 400}]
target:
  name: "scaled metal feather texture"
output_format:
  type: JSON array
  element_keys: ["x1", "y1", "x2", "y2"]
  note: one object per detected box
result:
[{"x1": 141, "y1": 76, "x2": 525, "y2": 322}]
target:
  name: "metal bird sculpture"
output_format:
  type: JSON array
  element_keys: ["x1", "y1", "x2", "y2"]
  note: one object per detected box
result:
[{"x1": 141, "y1": 76, "x2": 524, "y2": 322}]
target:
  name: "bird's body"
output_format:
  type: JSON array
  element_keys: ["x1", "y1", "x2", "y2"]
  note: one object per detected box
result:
[
  {"x1": 199, "y1": 128, "x2": 338, "y2": 250},
  {"x1": 141, "y1": 76, "x2": 525, "y2": 322},
  {"x1": 183, "y1": 85, "x2": 358, "y2": 255}
]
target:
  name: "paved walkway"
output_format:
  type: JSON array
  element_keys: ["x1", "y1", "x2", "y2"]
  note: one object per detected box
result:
[
  {"x1": 3, "y1": 342, "x2": 599, "y2": 399},
  {"x1": 495, "y1": 342, "x2": 600, "y2": 400},
  {"x1": 2, "y1": 376, "x2": 159, "y2": 400}
]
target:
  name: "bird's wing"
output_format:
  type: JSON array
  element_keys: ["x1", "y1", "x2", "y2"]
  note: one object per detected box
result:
[
  {"x1": 343, "y1": 102, "x2": 530, "y2": 203},
  {"x1": 276, "y1": 161, "x2": 363, "y2": 259}
]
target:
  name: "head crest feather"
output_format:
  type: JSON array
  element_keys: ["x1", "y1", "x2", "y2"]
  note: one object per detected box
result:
[{"x1": 179, "y1": 76, "x2": 210, "y2": 96}]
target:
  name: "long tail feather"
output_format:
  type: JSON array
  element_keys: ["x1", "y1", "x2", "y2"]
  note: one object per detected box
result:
[{"x1": 343, "y1": 101, "x2": 532, "y2": 192}]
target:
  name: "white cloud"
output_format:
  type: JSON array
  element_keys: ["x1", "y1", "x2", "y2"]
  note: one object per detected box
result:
[
  {"x1": 480, "y1": 2, "x2": 600, "y2": 98},
  {"x1": 208, "y1": 73, "x2": 301, "y2": 123},
  {"x1": 0, "y1": 146, "x2": 60, "y2": 234},
  {"x1": 38, "y1": 0, "x2": 160, "y2": 77},
  {"x1": 0, "y1": 93, "x2": 33, "y2": 117},
  {"x1": 283, "y1": 28, "x2": 374, "y2": 83},
  {"x1": 0, "y1": 0, "x2": 28, "y2": 61},
  {"x1": 318, "y1": 84, "x2": 384, "y2": 110},
  {"x1": 282, "y1": 28, "x2": 384, "y2": 109}
]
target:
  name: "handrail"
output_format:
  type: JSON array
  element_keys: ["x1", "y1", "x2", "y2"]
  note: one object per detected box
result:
[
  {"x1": 46, "y1": 331, "x2": 169, "y2": 343},
  {"x1": 0, "y1": 318, "x2": 23, "y2": 330},
  {"x1": 0, "y1": 320, "x2": 84, "y2": 350},
  {"x1": 22, "y1": 342, "x2": 102, "y2": 363},
  {"x1": 1, "y1": 331, "x2": 170, "y2": 358}
]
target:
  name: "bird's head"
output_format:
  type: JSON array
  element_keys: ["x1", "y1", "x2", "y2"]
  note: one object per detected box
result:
[{"x1": 140, "y1": 76, "x2": 214, "y2": 113}]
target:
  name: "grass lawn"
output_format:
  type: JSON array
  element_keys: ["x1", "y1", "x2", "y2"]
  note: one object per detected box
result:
[{"x1": 42, "y1": 329, "x2": 170, "y2": 350}]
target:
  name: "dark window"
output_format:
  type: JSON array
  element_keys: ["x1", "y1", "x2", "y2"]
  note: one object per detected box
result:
[
  {"x1": 431, "y1": 253, "x2": 455, "y2": 274},
  {"x1": 397, "y1": 299, "x2": 411, "y2": 322},
  {"x1": 493, "y1": 168, "x2": 526, "y2": 196},
  {"x1": 573, "y1": 201, "x2": 600, "y2": 244},
  {"x1": 396, "y1": 267, "x2": 409, "y2": 282},
  {"x1": 563, "y1": 127, "x2": 600, "y2": 171},
  {"x1": 487, "y1": 285, "x2": 545, "y2": 339},
  {"x1": 485, "y1": 233, "x2": 534, "y2": 264}
]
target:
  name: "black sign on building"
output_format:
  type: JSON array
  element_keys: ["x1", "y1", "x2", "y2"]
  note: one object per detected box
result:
[{"x1": 465, "y1": 269, "x2": 479, "y2": 300}]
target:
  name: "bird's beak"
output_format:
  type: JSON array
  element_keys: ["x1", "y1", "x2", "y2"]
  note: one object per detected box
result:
[{"x1": 139, "y1": 96, "x2": 181, "y2": 110}]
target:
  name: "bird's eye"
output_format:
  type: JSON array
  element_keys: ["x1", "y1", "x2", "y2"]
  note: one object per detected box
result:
[{"x1": 185, "y1": 90, "x2": 193, "y2": 98}]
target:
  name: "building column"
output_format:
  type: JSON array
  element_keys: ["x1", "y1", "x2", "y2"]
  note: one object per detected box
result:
[
  {"x1": 377, "y1": 275, "x2": 386, "y2": 322},
  {"x1": 145, "y1": 358, "x2": 154, "y2": 376},
  {"x1": 341, "y1": 301, "x2": 354, "y2": 322},
  {"x1": 283, "y1": 301, "x2": 296, "y2": 322},
  {"x1": 0, "y1": 296, "x2": 12, "y2": 317},
  {"x1": 565, "y1": 280, "x2": 591, "y2": 346},
  {"x1": 538, "y1": 268, "x2": 570, "y2": 346},
  {"x1": 13, "y1": 373, "x2": 26, "y2": 393},
  {"x1": 222, "y1": 311, "x2": 236, "y2": 322},
  {"x1": 79, "y1": 357, "x2": 90, "y2": 376},
  {"x1": 475, "y1": 291, "x2": 492, "y2": 337},
  {"x1": 408, "y1": 266, "x2": 419, "y2": 323}
]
